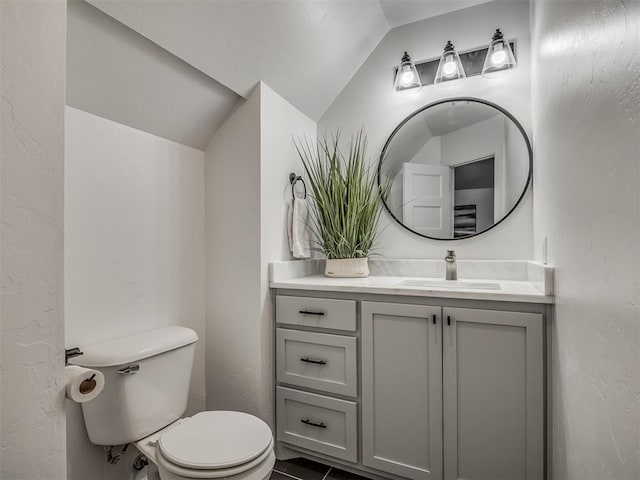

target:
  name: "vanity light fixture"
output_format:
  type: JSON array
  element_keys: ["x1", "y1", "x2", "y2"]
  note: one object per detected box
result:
[
  {"x1": 391, "y1": 34, "x2": 517, "y2": 91},
  {"x1": 482, "y1": 29, "x2": 517, "y2": 77},
  {"x1": 434, "y1": 41, "x2": 466, "y2": 85},
  {"x1": 393, "y1": 52, "x2": 422, "y2": 94}
]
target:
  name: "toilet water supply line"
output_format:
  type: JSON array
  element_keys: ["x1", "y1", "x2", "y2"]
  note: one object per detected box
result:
[
  {"x1": 105, "y1": 444, "x2": 129, "y2": 464},
  {"x1": 105, "y1": 445, "x2": 149, "y2": 470}
]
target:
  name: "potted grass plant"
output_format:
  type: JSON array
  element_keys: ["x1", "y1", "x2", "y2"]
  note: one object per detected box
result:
[{"x1": 295, "y1": 129, "x2": 389, "y2": 278}]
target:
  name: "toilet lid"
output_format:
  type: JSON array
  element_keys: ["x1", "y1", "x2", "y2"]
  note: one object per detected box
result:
[{"x1": 157, "y1": 411, "x2": 273, "y2": 470}]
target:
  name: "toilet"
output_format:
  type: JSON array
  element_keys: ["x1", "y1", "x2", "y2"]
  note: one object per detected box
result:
[{"x1": 69, "y1": 326, "x2": 275, "y2": 480}]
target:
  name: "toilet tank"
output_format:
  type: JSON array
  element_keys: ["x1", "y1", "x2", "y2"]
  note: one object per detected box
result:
[{"x1": 70, "y1": 326, "x2": 198, "y2": 445}]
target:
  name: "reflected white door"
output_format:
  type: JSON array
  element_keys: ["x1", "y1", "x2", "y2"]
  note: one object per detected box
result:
[{"x1": 403, "y1": 163, "x2": 452, "y2": 237}]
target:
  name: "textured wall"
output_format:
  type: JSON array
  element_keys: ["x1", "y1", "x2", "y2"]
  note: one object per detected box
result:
[
  {"x1": 205, "y1": 83, "x2": 316, "y2": 426},
  {"x1": 205, "y1": 85, "x2": 263, "y2": 418},
  {"x1": 531, "y1": 1, "x2": 640, "y2": 479},
  {"x1": 64, "y1": 106, "x2": 207, "y2": 479},
  {"x1": 0, "y1": 1, "x2": 67, "y2": 478},
  {"x1": 320, "y1": 0, "x2": 533, "y2": 260},
  {"x1": 259, "y1": 83, "x2": 317, "y2": 426}
]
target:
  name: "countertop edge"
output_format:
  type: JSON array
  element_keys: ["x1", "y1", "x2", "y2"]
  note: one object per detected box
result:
[{"x1": 270, "y1": 280, "x2": 555, "y2": 304}]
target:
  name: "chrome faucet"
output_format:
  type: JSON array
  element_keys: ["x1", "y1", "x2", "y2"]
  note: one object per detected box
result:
[{"x1": 445, "y1": 250, "x2": 457, "y2": 280}]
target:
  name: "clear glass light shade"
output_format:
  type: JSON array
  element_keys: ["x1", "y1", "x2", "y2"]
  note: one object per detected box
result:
[
  {"x1": 434, "y1": 41, "x2": 466, "y2": 85},
  {"x1": 394, "y1": 52, "x2": 422, "y2": 94},
  {"x1": 482, "y1": 29, "x2": 517, "y2": 77}
]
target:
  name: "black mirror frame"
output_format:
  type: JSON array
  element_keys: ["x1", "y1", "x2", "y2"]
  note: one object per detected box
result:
[{"x1": 378, "y1": 96, "x2": 533, "y2": 241}]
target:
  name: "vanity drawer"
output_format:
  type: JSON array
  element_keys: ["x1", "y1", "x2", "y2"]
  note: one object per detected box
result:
[
  {"x1": 276, "y1": 386, "x2": 357, "y2": 462},
  {"x1": 276, "y1": 295, "x2": 356, "y2": 331},
  {"x1": 276, "y1": 328, "x2": 357, "y2": 396}
]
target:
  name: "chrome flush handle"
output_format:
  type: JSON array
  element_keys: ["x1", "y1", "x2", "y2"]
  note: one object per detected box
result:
[{"x1": 117, "y1": 364, "x2": 140, "y2": 375}]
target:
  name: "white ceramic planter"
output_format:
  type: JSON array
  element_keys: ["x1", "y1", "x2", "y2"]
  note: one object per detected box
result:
[{"x1": 324, "y1": 258, "x2": 369, "y2": 278}]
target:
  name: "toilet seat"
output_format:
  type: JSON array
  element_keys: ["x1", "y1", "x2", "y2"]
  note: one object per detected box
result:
[
  {"x1": 137, "y1": 411, "x2": 274, "y2": 480},
  {"x1": 156, "y1": 438, "x2": 274, "y2": 479},
  {"x1": 158, "y1": 411, "x2": 273, "y2": 470}
]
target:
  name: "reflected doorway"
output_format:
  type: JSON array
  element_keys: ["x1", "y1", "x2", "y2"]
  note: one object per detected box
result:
[{"x1": 453, "y1": 157, "x2": 494, "y2": 238}]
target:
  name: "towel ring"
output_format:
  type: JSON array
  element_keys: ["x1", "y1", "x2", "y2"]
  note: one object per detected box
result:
[{"x1": 289, "y1": 173, "x2": 307, "y2": 199}]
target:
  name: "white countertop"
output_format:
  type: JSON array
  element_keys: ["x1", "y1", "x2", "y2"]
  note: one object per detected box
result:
[{"x1": 269, "y1": 260, "x2": 554, "y2": 304}]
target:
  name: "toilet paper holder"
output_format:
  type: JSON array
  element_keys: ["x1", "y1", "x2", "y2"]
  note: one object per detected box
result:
[{"x1": 65, "y1": 347, "x2": 84, "y2": 365}]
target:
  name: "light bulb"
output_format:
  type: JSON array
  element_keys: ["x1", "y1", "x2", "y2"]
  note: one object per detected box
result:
[
  {"x1": 434, "y1": 41, "x2": 465, "y2": 85},
  {"x1": 401, "y1": 68, "x2": 414, "y2": 84},
  {"x1": 491, "y1": 44, "x2": 506, "y2": 64},
  {"x1": 443, "y1": 58, "x2": 457, "y2": 76},
  {"x1": 393, "y1": 52, "x2": 422, "y2": 93},
  {"x1": 492, "y1": 50, "x2": 506, "y2": 64}
]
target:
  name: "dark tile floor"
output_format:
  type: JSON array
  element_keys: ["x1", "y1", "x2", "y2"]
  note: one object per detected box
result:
[{"x1": 271, "y1": 458, "x2": 372, "y2": 480}]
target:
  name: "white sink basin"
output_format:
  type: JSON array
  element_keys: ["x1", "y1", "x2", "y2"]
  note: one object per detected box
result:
[{"x1": 400, "y1": 279, "x2": 502, "y2": 290}]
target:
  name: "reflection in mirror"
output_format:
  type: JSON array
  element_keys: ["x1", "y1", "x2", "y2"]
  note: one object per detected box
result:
[{"x1": 379, "y1": 98, "x2": 531, "y2": 240}]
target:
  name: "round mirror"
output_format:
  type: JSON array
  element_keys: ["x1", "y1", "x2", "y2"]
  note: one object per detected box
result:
[{"x1": 379, "y1": 98, "x2": 532, "y2": 240}]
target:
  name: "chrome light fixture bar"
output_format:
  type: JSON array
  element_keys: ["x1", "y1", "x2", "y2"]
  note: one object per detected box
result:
[{"x1": 392, "y1": 33, "x2": 516, "y2": 90}]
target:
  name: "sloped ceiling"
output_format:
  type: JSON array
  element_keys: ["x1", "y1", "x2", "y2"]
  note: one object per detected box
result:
[
  {"x1": 86, "y1": 0, "x2": 391, "y2": 121},
  {"x1": 379, "y1": 0, "x2": 495, "y2": 28},
  {"x1": 69, "y1": 0, "x2": 500, "y2": 147},
  {"x1": 67, "y1": 0, "x2": 240, "y2": 150}
]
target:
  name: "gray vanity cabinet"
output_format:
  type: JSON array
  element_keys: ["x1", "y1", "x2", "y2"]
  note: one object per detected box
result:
[
  {"x1": 442, "y1": 307, "x2": 544, "y2": 480},
  {"x1": 361, "y1": 303, "x2": 544, "y2": 480},
  {"x1": 275, "y1": 294, "x2": 546, "y2": 480},
  {"x1": 361, "y1": 302, "x2": 443, "y2": 480}
]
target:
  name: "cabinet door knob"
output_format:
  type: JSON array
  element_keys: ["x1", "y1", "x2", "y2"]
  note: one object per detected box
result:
[
  {"x1": 432, "y1": 314, "x2": 436, "y2": 324},
  {"x1": 447, "y1": 316, "x2": 451, "y2": 326},
  {"x1": 301, "y1": 418, "x2": 327, "y2": 429}
]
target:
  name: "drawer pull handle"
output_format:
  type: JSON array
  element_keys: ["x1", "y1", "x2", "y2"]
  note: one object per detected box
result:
[
  {"x1": 300, "y1": 357, "x2": 327, "y2": 365},
  {"x1": 299, "y1": 310, "x2": 325, "y2": 316},
  {"x1": 301, "y1": 418, "x2": 326, "y2": 429},
  {"x1": 432, "y1": 314, "x2": 436, "y2": 325},
  {"x1": 447, "y1": 315, "x2": 451, "y2": 326}
]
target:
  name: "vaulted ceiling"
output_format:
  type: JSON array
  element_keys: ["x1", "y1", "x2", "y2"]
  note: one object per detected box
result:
[
  {"x1": 378, "y1": 0, "x2": 494, "y2": 28},
  {"x1": 67, "y1": 0, "x2": 495, "y2": 149},
  {"x1": 85, "y1": 0, "x2": 390, "y2": 122},
  {"x1": 67, "y1": 0, "x2": 240, "y2": 150}
]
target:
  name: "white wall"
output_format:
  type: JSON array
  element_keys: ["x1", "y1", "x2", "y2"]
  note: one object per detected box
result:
[
  {"x1": 440, "y1": 116, "x2": 503, "y2": 167},
  {"x1": 205, "y1": 85, "x2": 263, "y2": 418},
  {"x1": 0, "y1": 1, "x2": 67, "y2": 478},
  {"x1": 531, "y1": 1, "x2": 640, "y2": 479},
  {"x1": 205, "y1": 82, "x2": 315, "y2": 426},
  {"x1": 320, "y1": 0, "x2": 533, "y2": 259},
  {"x1": 504, "y1": 118, "x2": 528, "y2": 207},
  {"x1": 64, "y1": 107, "x2": 206, "y2": 479},
  {"x1": 410, "y1": 136, "x2": 441, "y2": 166},
  {"x1": 259, "y1": 83, "x2": 317, "y2": 423}
]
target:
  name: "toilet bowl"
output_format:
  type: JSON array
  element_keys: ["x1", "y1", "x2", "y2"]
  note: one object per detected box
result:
[{"x1": 135, "y1": 411, "x2": 275, "y2": 480}]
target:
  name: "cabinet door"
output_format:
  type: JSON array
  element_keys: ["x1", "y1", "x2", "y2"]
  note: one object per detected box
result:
[
  {"x1": 443, "y1": 308, "x2": 544, "y2": 480},
  {"x1": 362, "y1": 302, "x2": 443, "y2": 480}
]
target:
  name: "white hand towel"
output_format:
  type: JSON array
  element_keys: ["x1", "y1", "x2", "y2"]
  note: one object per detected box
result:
[
  {"x1": 287, "y1": 198, "x2": 294, "y2": 253},
  {"x1": 290, "y1": 197, "x2": 311, "y2": 259}
]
